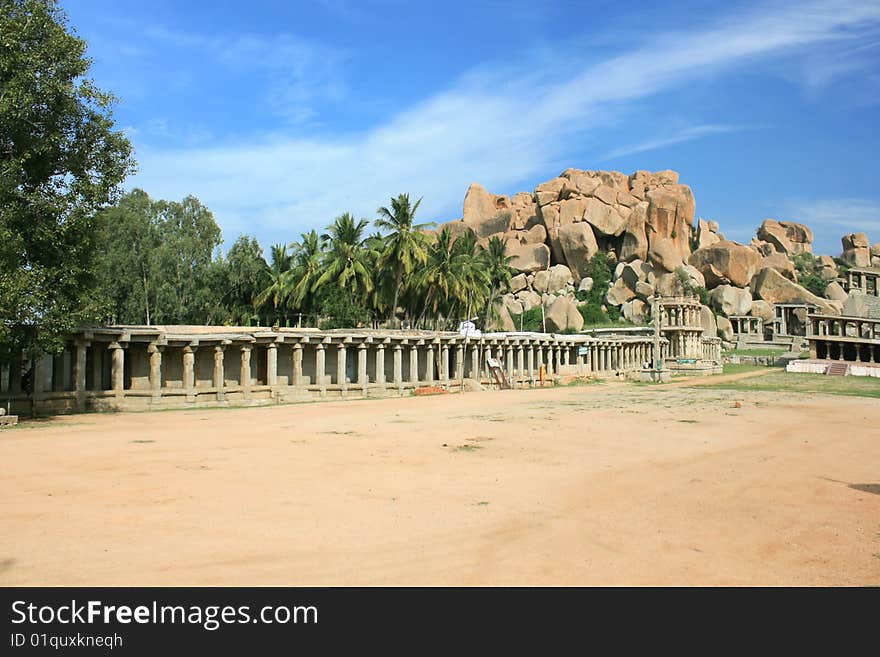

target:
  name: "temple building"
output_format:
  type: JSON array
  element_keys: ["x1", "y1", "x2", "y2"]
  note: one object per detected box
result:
[{"x1": 844, "y1": 267, "x2": 880, "y2": 297}]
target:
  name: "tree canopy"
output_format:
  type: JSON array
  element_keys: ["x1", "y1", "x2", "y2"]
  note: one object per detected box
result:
[{"x1": 0, "y1": 0, "x2": 134, "y2": 360}]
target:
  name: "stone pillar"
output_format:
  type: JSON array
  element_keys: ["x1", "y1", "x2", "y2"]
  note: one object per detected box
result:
[
  {"x1": 241, "y1": 345, "x2": 252, "y2": 397},
  {"x1": 213, "y1": 345, "x2": 225, "y2": 401},
  {"x1": 292, "y1": 343, "x2": 303, "y2": 386},
  {"x1": 517, "y1": 345, "x2": 524, "y2": 383},
  {"x1": 470, "y1": 344, "x2": 479, "y2": 380},
  {"x1": 527, "y1": 345, "x2": 535, "y2": 378},
  {"x1": 357, "y1": 343, "x2": 368, "y2": 387},
  {"x1": 110, "y1": 342, "x2": 125, "y2": 392},
  {"x1": 545, "y1": 347, "x2": 553, "y2": 375},
  {"x1": 149, "y1": 344, "x2": 162, "y2": 402},
  {"x1": 267, "y1": 343, "x2": 278, "y2": 387},
  {"x1": 425, "y1": 343, "x2": 435, "y2": 383},
  {"x1": 376, "y1": 343, "x2": 386, "y2": 385},
  {"x1": 315, "y1": 343, "x2": 326, "y2": 387},
  {"x1": 441, "y1": 344, "x2": 450, "y2": 383},
  {"x1": 505, "y1": 345, "x2": 514, "y2": 380},
  {"x1": 393, "y1": 344, "x2": 403, "y2": 386},
  {"x1": 409, "y1": 345, "x2": 419, "y2": 383},
  {"x1": 74, "y1": 342, "x2": 87, "y2": 411},
  {"x1": 183, "y1": 346, "x2": 195, "y2": 400},
  {"x1": 337, "y1": 343, "x2": 347, "y2": 388},
  {"x1": 0, "y1": 362, "x2": 8, "y2": 394}
]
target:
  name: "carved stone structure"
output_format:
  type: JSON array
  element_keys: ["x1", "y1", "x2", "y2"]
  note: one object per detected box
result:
[
  {"x1": 844, "y1": 267, "x2": 880, "y2": 296},
  {"x1": 2, "y1": 326, "x2": 670, "y2": 415}
]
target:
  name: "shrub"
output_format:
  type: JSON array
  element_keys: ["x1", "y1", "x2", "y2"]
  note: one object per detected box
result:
[{"x1": 791, "y1": 253, "x2": 827, "y2": 297}]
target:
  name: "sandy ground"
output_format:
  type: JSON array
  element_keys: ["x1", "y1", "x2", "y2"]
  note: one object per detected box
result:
[{"x1": 2, "y1": 376, "x2": 879, "y2": 586}]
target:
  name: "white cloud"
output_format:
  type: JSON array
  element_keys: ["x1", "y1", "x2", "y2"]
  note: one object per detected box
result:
[
  {"x1": 600, "y1": 124, "x2": 742, "y2": 160},
  {"x1": 127, "y1": 0, "x2": 880, "y2": 247},
  {"x1": 783, "y1": 198, "x2": 880, "y2": 254}
]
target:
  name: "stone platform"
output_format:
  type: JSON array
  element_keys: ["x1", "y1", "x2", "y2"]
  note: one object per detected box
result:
[{"x1": 787, "y1": 359, "x2": 880, "y2": 378}]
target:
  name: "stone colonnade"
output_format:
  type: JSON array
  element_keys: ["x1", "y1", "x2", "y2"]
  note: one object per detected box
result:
[
  {"x1": 728, "y1": 316, "x2": 763, "y2": 336},
  {"x1": 807, "y1": 314, "x2": 880, "y2": 363},
  {"x1": 0, "y1": 327, "x2": 674, "y2": 414}
]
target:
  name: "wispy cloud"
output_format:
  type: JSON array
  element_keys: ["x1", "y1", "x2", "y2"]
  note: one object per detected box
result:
[
  {"x1": 783, "y1": 198, "x2": 880, "y2": 254},
  {"x1": 127, "y1": 0, "x2": 880, "y2": 246},
  {"x1": 139, "y1": 26, "x2": 348, "y2": 125},
  {"x1": 600, "y1": 124, "x2": 742, "y2": 160}
]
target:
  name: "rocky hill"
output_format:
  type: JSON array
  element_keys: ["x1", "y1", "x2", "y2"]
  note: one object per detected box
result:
[{"x1": 435, "y1": 168, "x2": 879, "y2": 335}]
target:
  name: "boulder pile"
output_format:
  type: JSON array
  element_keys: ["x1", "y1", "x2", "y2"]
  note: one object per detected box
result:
[{"x1": 435, "y1": 167, "x2": 876, "y2": 337}]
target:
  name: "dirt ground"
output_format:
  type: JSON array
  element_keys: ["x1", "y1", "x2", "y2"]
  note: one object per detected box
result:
[{"x1": 2, "y1": 376, "x2": 879, "y2": 586}]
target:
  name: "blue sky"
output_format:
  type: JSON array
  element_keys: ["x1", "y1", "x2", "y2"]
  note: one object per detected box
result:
[{"x1": 64, "y1": 0, "x2": 880, "y2": 255}]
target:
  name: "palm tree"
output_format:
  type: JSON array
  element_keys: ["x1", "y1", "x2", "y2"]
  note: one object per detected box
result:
[
  {"x1": 254, "y1": 243, "x2": 293, "y2": 324},
  {"x1": 417, "y1": 228, "x2": 460, "y2": 323},
  {"x1": 480, "y1": 235, "x2": 515, "y2": 327},
  {"x1": 314, "y1": 213, "x2": 374, "y2": 297},
  {"x1": 452, "y1": 230, "x2": 490, "y2": 327},
  {"x1": 288, "y1": 230, "x2": 324, "y2": 323},
  {"x1": 375, "y1": 193, "x2": 433, "y2": 324}
]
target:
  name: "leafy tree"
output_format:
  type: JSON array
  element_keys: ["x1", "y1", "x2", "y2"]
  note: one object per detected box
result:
[
  {"x1": 0, "y1": 0, "x2": 134, "y2": 360},
  {"x1": 218, "y1": 235, "x2": 267, "y2": 325},
  {"x1": 95, "y1": 191, "x2": 222, "y2": 325},
  {"x1": 95, "y1": 189, "x2": 160, "y2": 324},
  {"x1": 151, "y1": 196, "x2": 222, "y2": 323},
  {"x1": 791, "y1": 252, "x2": 827, "y2": 297},
  {"x1": 375, "y1": 194, "x2": 432, "y2": 323},
  {"x1": 574, "y1": 252, "x2": 619, "y2": 325}
]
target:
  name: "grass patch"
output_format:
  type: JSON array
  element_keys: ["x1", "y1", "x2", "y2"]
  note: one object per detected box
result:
[
  {"x1": 677, "y1": 419, "x2": 699, "y2": 424},
  {"x1": 695, "y1": 370, "x2": 880, "y2": 399},
  {"x1": 563, "y1": 377, "x2": 602, "y2": 387},
  {"x1": 722, "y1": 363, "x2": 777, "y2": 375},
  {"x1": 452, "y1": 444, "x2": 483, "y2": 452},
  {"x1": 723, "y1": 348, "x2": 789, "y2": 357}
]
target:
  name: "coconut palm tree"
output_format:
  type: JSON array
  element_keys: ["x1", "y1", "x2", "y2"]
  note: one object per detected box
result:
[
  {"x1": 254, "y1": 243, "x2": 293, "y2": 324},
  {"x1": 452, "y1": 230, "x2": 490, "y2": 326},
  {"x1": 314, "y1": 213, "x2": 374, "y2": 298},
  {"x1": 418, "y1": 228, "x2": 461, "y2": 323},
  {"x1": 287, "y1": 229, "x2": 324, "y2": 323},
  {"x1": 375, "y1": 193, "x2": 433, "y2": 324},
  {"x1": 480, "y1": 235, "x2": 515, "y2": 327}
]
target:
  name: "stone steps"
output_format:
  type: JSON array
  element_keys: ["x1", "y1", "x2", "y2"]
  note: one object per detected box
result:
[{"x1": 825, "y1": 362, "x2": 849, "y2": 376}]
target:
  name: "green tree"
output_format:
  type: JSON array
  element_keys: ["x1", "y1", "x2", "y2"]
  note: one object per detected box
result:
[
  {"x1": 791, "y1": 253, "x2": 827, "y2": 297},
  {"x1": 218, "y1": 235, "x2": 268, "y2": 325},
  {"x1": 0, "y1": 0, "x2": 134, "y2": 360},
  {"x1": 254, "y1": 243, "x2": 293, "y2": 324},
  {"x1": 315, "y1": 213, "x2": 374, "y2": 302},
  {"x1": 480, "y1": 235, "x2": 515, "y2": 326},
  {"x1": 95, "y1": 190, "x2": 223, "y2": 325},
  {"x1": 152, "y1": 196, "x2": 222, "y2": 324},
  {"x1": 375, "y1": 194, "x2": 432, "y2": 323},
  {"x1": 287, "y1": 229, "x2": 324, "y2": 322},
  {"x1": 95, "y1": 189, "x2": 160, "y2": 324}
]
